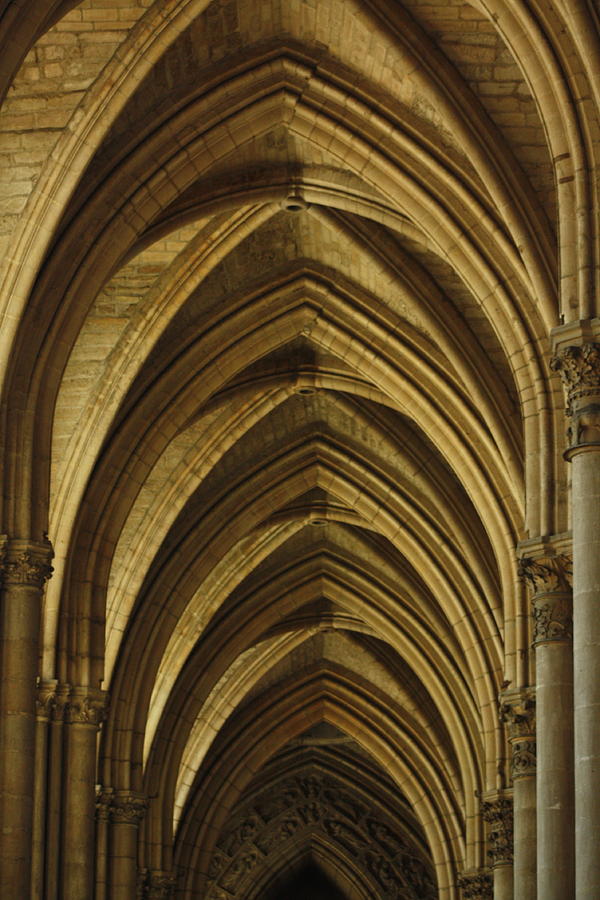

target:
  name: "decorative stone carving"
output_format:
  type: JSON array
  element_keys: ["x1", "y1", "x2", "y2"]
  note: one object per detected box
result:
[
  {"x1": 518, "y1": 553, "x2": 573, "y2": 643},
  {"x1": 499, "y1": 690, "x2": 536, "y2": 779},
  {"x1": 95, "y1": 788, "x2": 113, "y2": 823},
  {"x1": 208, "y1": 771, "x2": 437, "y2": 899},
  {"x1": 481, "y1": 795, "x2": 513, "y2": 867},
  {"x1": 518, "y1": 554, "x2": 572, "y2": 594},
  {"x1": 0, "y1": 540, "x2": 54, "y2": 588},
  {"x1": 145, "y1": 870, "x2": 177, "y2": 899},
  {"x1": 110, "y1": 791, "x2": 148, "y2": 825},
  {"x1": 532, "y1": 594, "x2": 573, "y2": 643},
  {"x1": 457, "y1": 869, "x2": 493, "y2": 899},
  {"x1": 551, "y1": 343, "x2": 600, "y2": 450},
  {"x1": 36, "y1": 679, "x2": 58, "y2": 721},
  {"x1": 65, "y1": 688, "x2": 108, "y2": 727}
]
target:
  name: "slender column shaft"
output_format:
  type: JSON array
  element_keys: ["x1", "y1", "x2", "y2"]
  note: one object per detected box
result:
[
  {"x1": 493, "y1": 865, "x2": 513, "y2": 900},
  {"x1": 109, "y1": 792, "x2": 148, "y2": 899},
  {"x1": 61, "y1": 688, "x2": 106, "y2": 899},
  {"x1": 481, "y1": 794, "x2": 513, "y2": 900},
  {"x1": 551, "y1": 336, "x2": 600, "y2": 899},
  {"x1": 513, "y1": 776, "x2": 536, "y2": 899},
  {"x1": 0, "y1": 539, "x2": 53, "y2": 898},
  {"x1": 95, "y1": 790, "x2": 112, "y2": 900},
  {"x1": 572, "y1": 449, "x2": 600, "y2": 898},
  {"x1": 519, "y1": 548, "x2": 574, "y2": 899},
  {"x1": 499, "y1": 690, "x2": 536, "y2": 900},
  {"x1": 31, "y1": 681, "x2": 58, "y2": 899}
]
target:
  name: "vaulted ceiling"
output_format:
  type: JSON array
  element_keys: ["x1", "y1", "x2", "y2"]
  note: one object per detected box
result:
[{"x1": 1, "y1": 0, "x2": 597, "y2": 896}]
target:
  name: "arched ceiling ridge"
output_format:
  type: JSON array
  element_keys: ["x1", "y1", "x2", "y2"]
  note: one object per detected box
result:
[
  {"x1": 110, "y1": 534, "x2": 496, "y2": 806},
  {"x1": 472, "y1": 0, "x2": 598, "y2": 317},
  {"x1": 173, "y1": 672, "x2": 464, "y2": 894},
  {"x1": 56, "y1": 280, "x2": 523, "y2": 675},
  {"x1": 103, "y1": 441, "x2": 504, "y2": 694},
  {"x1": 168, "y1": 631, "x2": 465, "y2": 834},
  {"x1": 106, "y1": 388, "x2": 501, "y2": 647}
]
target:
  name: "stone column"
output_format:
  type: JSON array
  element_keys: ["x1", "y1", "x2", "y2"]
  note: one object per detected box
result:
[
  {"x1": 32, "y1": 679, "x2": 58, "y2": 899},
  {"x1": 457, "y1": 869, "x2": 493, "y2": 899},
  {"x1": 500, "y1": 691, "x2": 536, "y2": 900},
  {"x1": 481, "y1": 793, "x2": 513, "y2": 900},
  {"x1": 518, "y1": 544, "x2": 574, "y2": 900},
  {"x1": 0, "y1": 538, "x2": 53, "y2": 899},
  {"x1": 95, "y1": 789, "x2": 113, "y2": 900},
  {"x1": 551, "y1": 335, "x2": 600, "y2": 899},
  {"x1": 109, "y1": 791, "x2": 148, "y2": 899},
  {"x1": 62, "y1": 687, "x2": 107, "y2": 899},
  {"x1": 45, "y1": 683, "x2": 70, "y2": 900}
]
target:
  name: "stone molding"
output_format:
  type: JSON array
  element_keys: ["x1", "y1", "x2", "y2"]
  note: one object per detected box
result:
[
  {"x1": 499, "y1": 689, "x2": 536, "y2": 779},
  {"x1": 0, "y1": 538, "x2": 54, "y2": 588},
  {"x1": 551, "y1": 342, "x2": 600, "y2": 452},
  {"x1": 481, "y1": 794, "x2": 513, "y2": 867},
  {"x1": 110, "y1": 791, "x2": 148, "y2": 826},
  {"x1": 457, "y1": 869, "x2": 493, "y2": 899}
]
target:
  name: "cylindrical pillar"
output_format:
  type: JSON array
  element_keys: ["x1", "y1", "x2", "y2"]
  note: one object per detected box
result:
[
  {"x1": 552, "y1": 337, "x2": 600, "y2": 899},
  {"x1": 481, "y1": 793, "x2": 513, "y2": 900},
  {"x1": 109, "y1": 791, "x2": 148, "y2": 899},
  {"x1": 0, "y1": 538, "x2": 53, "y2": 898},
  {"x1": 32, "y1": 680, "x2": 58, "y2": 899},
  {"x1": 61, "y1": 687, "x2": 107, "y2": 899},
  {"x1": 500, "y1": 691, "x2": 536, "y2": 900},
  {"x1": 95, "y1": 789, "x2": 113, "y2": 900},
  {"x1": 519, "y1": 547, "x2": 574, "y2": 900}
]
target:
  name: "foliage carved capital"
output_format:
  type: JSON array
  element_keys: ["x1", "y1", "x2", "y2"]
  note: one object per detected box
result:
[
  {"x1": 65, "y1": 688, "x2": 108, "y2": 727},
  {"x1": 551, "y1": 343, "x2": 600, "y2": 450},
  {"x1": 517, "y1": 553, "x2": 572, "y2": 594},
  {"x1": 457, "y1": 869, "x2": 493, "y2": 899},
  {"x1": 110, "y1": 791, "x2": 148, "y2": 825},
  {"x1": 481, "y1": 795, "x2": 513, "y2": 867},
  {"x1": 0, "y1": 539, "x2": 54, "y2": 588},
  {"x1": 499, "y1": 690, "x2": 536, "y2": 778}
]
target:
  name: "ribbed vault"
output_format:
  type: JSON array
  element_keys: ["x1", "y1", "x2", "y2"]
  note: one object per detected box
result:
[{"x1": 0, "y1": 1, "x2": 598, "y2": 898}]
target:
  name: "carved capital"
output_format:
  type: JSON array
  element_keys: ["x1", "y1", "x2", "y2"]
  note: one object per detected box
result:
[
  {"x1": 0, "y1": 539, "x2": 54, "y2": 588},
  {"x1": 532, "y1": 593, "x2": 572, "y2": 644},
  {"x1": 551, "y1": 343, "x2": 600, "y2": 451},
  {"x1": 499, "y1": 690, "x2": 536, "y2": 741},
  {"x1": 518, "y1": 553, "x2": 572, "y2": 594},
  {"x1": 481, "y1": 795, "x2": 513, "y2": 867},
  {"x1": 110, "y1": 791, "x2": 148, "y2": 826},
  {"x1": 36, "y1": 679, "x2": 59, "y2": 721},
  {"x1": 510, "y1": 739, "x2": 537, "y2": 779},
  {"x1": 95, "y1": 788, "x2": 113, "y2": 822},
  {"x1": 457, "y1": 869, "x2": 493, "y2": 899},
  {"x1": 499, "y1": 690, "x2": 536, "y2": 778},
  {"x1": 65, "y1": 688, "x2": 108, "y2": 727},
  {"x1": 146, "y1": 871, "x2": 177, "y2": 899}
]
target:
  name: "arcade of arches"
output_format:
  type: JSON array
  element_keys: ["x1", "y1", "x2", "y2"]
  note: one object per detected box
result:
[{"x1": 0, "y1": 1, "x2": 599, "y2": 898}]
